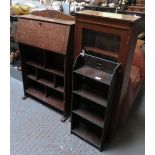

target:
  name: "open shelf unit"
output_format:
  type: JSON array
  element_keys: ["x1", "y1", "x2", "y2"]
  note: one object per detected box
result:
[
  {"x1": 20, "y1": 45, "x2": 66, "y2": 112},
  {"x1": 71, "y1": 53, "x2": 121, "y2": 151},
  {"x1": 19, "y1": 43, "x2": 72, "y2": 118}
]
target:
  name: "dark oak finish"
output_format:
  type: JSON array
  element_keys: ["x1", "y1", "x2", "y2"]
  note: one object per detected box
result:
[
  {"x1": 16, "y1": 10, "x2": 75, "y2": 120},
  {"x1": 73, "y1": 108, "x2": 105, "y2": 128},
  {"x1": 26, "y1": 87, "x2": 64, "y2": 111},
  {"x1": 74, "y1": 10, "x2": 141, "y2": 129},
  {"x1": 73, "y1": 87, "x2": 108, "y2": 107},
  {"x1": 71, "y1": 54, "x2": 121, "y2": 151},
  {"x1": 17, "y1": 16, "x2": 71, "y2": 54},
  {"x1": 72, "y1": 122, "x2": 101, "y2": 148}
]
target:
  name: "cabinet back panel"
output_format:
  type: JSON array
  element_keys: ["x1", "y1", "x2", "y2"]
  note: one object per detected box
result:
[
  {"x1": 46, "y1": 51, "x2": 64, "y2": 72},
  {"x1": 23, "y1": 64, "x2": 36, "y2": 77},
  {"x1": 82, "y1": 29, "x2": 121, "y2": 53},
  {"x1": 73, "y1": 94, "x2": 106, "y2": 116},
  {"x1": 47, "y1": 88, "x2": 63, "y2": 100},
  {"x1": 20, "y1": 44, "x2": 44, "y2": 65},
  {"x1": 37, "y1": 69, "x2": 54, "y2": 82},
  {"x1": 72, "y1": 115, "x2": 102, "y2": 137},
  {"x1": 26, "y1": 79, "x2": 45, "y2": 92}
]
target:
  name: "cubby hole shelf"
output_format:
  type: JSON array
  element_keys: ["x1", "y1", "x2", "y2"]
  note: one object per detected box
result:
[
  {"x1": 55, "y1": 75, "x2": 64, "y2": 93},
  {"x1": 26, "y1": 72, "x2": 64, "y2": 93},
  {"x1": 25, "y1": 80, "x2": 64, "y2": 112},
  {"x1": 24, "y1": 60, "x2": 64, "y2": 77},
  {"x1": 26, "y1": 87, "x2": 64, "y2": 111},
  {"x1": 71, "y1": 117, "x2": 102, "y2": 148},
  {"x1": 73, "y1": 109, "x2": 105, "y2": 128}
]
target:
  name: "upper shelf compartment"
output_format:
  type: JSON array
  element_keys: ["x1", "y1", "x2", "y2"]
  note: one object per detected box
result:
[
  {"x1": 74, "y1": 65, "x2": 112, "y2": 85},
  {"x1": 74, "y1": 54, "x2": 120, "y2": 85},
  {"x1": 82, "y1": 29, "x2": 120, "y2": 60}
]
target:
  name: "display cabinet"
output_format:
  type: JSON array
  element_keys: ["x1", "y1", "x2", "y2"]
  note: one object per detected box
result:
[
  {"x1": 74, "y1": 10, "x2": 141, "y2": 128},
  {"x1": 16, "y1": 11, "x2": 75, "y2": 121},
  {"x1": 71, "y1": 53, "x2": 121, "y2": 151}
]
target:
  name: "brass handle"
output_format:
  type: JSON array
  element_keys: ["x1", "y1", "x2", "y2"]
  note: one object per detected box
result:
[
  {"x1": 38, "y1": 22, "x2": 42, "y2": 26},
  {"x1": 96, "y1": 62, "x2": 102, "y2": 69}
]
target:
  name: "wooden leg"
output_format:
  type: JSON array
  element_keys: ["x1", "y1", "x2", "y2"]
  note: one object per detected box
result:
[
  {"x1": 69, "y1": 117, "x2": 71, "y2": 122},
  {"x1": 61, "y1": 116, "x2": 68, "y2": 122},
  {"x1": 21, "y1": 95, "x2": 28, "y2": 100}
]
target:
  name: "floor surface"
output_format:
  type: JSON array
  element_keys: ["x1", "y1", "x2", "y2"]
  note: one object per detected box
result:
[{"x1": 10, "y1": 77, "x2": 145, "y2": 155}]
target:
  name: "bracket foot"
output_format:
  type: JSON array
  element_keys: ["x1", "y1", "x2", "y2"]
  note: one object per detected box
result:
[
  {"x1": 61, "y1": 116, "x2": 68, "y2": 122},
  {"x1": 21, "y1": 95, "x2": 28, "y2": 100}
]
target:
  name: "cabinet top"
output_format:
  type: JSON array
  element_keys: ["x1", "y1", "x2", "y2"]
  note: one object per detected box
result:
[
  {"x1": 76, "y1": 10, "x2": 141, "y2": 23},
  {"x1": 19, "y1": 14, "x2": 75, "y2": 26}
]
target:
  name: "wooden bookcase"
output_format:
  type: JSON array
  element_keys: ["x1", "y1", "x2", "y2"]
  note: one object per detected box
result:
[
  {"x1": 71, "y1": 53, "x2": 121, "y2": 151},
  {"x1": 16, "y1": 12, "x2": 75, "y2": 121},
  {"x1": 74, "y1": 10, "x2": 141, "y2": 127}
]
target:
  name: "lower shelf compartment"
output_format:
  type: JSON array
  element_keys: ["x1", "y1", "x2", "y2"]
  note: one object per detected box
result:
[
  {"x1": 25, "y1": 87, "x2": 64, "y2": 111},
  {"x1": 72, "y1": 122, "x2": 101, "y2": 148},
  {"x1": 73, "y1": 108, "x2": 104, "y2": 128}
]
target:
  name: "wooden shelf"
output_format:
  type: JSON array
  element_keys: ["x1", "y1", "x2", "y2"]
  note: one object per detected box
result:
[
  {"x1": 26, "y1": 87, "x2": 64, "y2": 111},
  {"x1": 27, "y1": 74, "x2": 36, "y2": 81},
  {"x1": 74, "y1": 65, "x2": 112, "y2": 85},
  {"x1": 73, "y1": 109, "x2": 104, "y2": 128},
  {"x1": 24, "y1": 60, "x2": 44, "y2": 69},
  {"x1": 38, "y1": 78, "x2": 54, "y2": 88},
  {"x1": 26, "y1": 87, "x2": 45, "y2": 99},
  {"x1": 74, "y1": 85, "x2": 108, "y2": 107},
  {"x1": 27, "y1": 74, "x2": 64, "y2": 93},
  {"x1": 24, "y1": 60, "x2": 64, "y2": 77},
  {"x1": 84, "y1": 46, "x2": 118, "y2": 60},
  {"x1": 46, "y1": 66, "x2": 64, "y2": 77},
  {"x1": 72, "y1": 125, "x2": 101, "y2": 148},
  {"x1": 55, "y1": 85, "x2": 64, "y2": 93},
  {"x1": 45, "y1": 95, "x2": 64, "y2": 111},
  {"x1": 27, "y1": 74, "x2": 53, "y2": 87}
]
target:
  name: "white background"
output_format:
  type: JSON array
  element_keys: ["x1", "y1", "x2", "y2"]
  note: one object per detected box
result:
[{"x1": 0, "y1": 0, "x2": 154, "y2": 155}]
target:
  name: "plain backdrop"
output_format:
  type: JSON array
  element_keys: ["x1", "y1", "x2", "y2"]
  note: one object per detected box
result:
[{"x1": 0, "y1": 0, "x2": 154, "y2": 155}]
